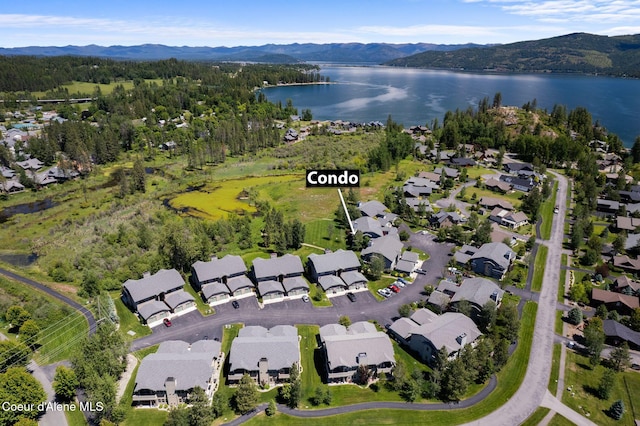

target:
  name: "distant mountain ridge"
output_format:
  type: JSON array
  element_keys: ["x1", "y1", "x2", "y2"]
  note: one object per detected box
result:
[
  {"x1": 385, "y1": 32, "x2": 640, "y2": 77},
  {"x1": 0, "y1": 42, "x2": 486, "y2": 63}
]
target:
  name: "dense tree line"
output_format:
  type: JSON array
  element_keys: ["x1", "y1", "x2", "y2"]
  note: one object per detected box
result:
[{"x1": 0, "y1": 56, "x2": 321, "y2": 93}]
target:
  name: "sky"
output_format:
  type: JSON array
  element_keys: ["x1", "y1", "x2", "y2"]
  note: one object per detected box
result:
[{"x1": 1, "y1": 0, "x2": 639, "y2": 48}]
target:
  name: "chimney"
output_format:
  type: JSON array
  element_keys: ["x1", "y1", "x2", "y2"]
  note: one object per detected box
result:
[
  {"x1": 456, "y1": 333, "x2": 467, "y2": 347},
  {"x1": 143, "y1": 271, "x2": 151, "y2": 278}
]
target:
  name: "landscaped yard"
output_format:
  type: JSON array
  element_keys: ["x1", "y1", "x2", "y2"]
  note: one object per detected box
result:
[
  {"x1": 539, "y1": 180, "x2": 558, "y2": 240},
  {"x1": 548, "y1": 344, "x2": 562, "y2": 394},
  {"x1": 561, "y1": 350, "x2": 640, "y2": 425}
]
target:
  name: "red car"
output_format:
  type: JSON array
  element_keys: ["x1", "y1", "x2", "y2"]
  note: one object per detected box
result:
[
  {"x1": 389, "y1": 284, "x2": 400, "y2": 293},
  {"x1": 163, "y1": 318, "x2": 172, "y2": 327}
]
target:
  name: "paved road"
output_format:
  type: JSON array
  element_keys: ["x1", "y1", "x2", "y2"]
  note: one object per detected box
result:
[
  {"x1": 0, "y1": 267, "x2": 97, "y2": 335},
  {"x1": 28, "y1": 360, "x2": 69, "y2": 426},
  {"x1": 463, "y1": 171, "x2": 596, "y2": 426}
]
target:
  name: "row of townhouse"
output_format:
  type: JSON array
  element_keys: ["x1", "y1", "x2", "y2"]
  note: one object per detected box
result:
[{"x1": 132, "y1": 322, "x2": 397, "y2": 407}]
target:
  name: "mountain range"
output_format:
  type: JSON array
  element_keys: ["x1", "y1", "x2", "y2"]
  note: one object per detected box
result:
[
  {"x1": 385, "y1": 32, "x2": 640, "y2": 77},
  {"x1": 0, "y1": 42, "x2": 485, "y2": 64}
]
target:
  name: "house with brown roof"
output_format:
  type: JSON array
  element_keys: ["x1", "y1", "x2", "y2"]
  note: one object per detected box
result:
[
  {"x1": 615, "y1": 216, "x2": 640, "y2": 233},
  {"x1": 485, "y1": 178, "x2": 512, "y2": 194},
  {"x1": 591, "y1": 288, "x2": 639, "y2": 316},
  {"x1": 479, "y1": 197, "x2": 514, "y2": 211},
  {"x1": 489, "y1": 208, "x2": 529, "y2": 229},
  {"x1": 611, "y1": 255, "x2": 640, "y2": 273}
]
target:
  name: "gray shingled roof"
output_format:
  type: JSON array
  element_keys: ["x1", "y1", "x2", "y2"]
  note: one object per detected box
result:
[
  {"x1": 340, "y1": 270, "x2": 367, "y2": 286},
  {"x1": 318, "y1": 275, "x2": 347, "y2": 291},
  {"x1": 395, "y1": 259, "x2": 415, "y2": 273},
  {"x1": 410, "y1": 312, "x2": 482, "y2": 354},
  {"x1": 253, "y1": 254, "x2": 304, "y2": 281},
  {"x1": 164, "y1": 290, "x2": 195, "y2": 310},
  {"x1": 358, "y1": 200, "x2": 388, "y2": 217},
  {"x1": 225, "y1": 275, "x2": 255, "y2": 293},
  {"x1": 389, "y1": 317, "x2": 417, "y2": 340},
  {"x1": 229, "y1": 325, "x2": 300, "y2": 372},
  {"x1": 452, "y1": 277, "x2": 504, "y2": 306},
  {"x1": 353, "y1": 216, "x2": 384, "y2": 238},
  {"x1": 202, "y1": 282, "x2": 231, "y2": 299},
  {"x1": 361, "y1": 234, "x2": 404, "y2": 263},
  {"x1": 136, "y1": 300, "x2": 170, "y2": 321},
  {"x1": 134, "y1": 340, "x2": 221, "y2": 393},
  {"x1": 307, "y1": 250, "x2": 360, "y2": 275},
  {"x1": 470, "y1": 242, "x2": 514, "y2": 271},
  {"x1": 123, "y1": 269, "x2": 185, "y2": 304},
  {"x1": 282, "y1": 276, "x2": 309, "y2": 293},
  {"x1": 258, "y1": 280, "x2": 285, "y2": 296},
  {"x1": 192, "y1": 255, "x2": 247, "y2": 283},
  {"x1": 410, "y1": 308, "x2": 439, "y2": 325},
  {"x1": 320, "y1": 321, "x2": 395, "y2": 369},
  {"x1": 401, "y1": 251, "x2": 419, "y2": 263},
  {"x1": 603, "y1": 319, "x2": 640, "y2": 347}
]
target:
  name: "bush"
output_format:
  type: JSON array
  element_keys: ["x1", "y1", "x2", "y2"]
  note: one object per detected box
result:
[
  {"x1": 608, "y1": 399, "x2": 625, "y2": 420},
  {"x1": 567, "y1": 307, "x2": 583, "y2": 325}
]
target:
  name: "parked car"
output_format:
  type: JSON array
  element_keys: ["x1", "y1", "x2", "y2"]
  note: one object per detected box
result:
[
  {"x1": 163, "y1": 318, "x2": 172, "y2": 327},
  {"x1": 416, "y1": 268, "x2": 427, "y2": 274},
  {"x1": 397, "y1": 277, "x2": 409, "y2": 285},
  {"x1": 302, "y1": 294, "x2": 310, "y2": 303},
  {"x1": 346, "y1": 292, "x2": 357, "y2": 302},
  {"x1": 232, "y1": 300, "x2": 240, "y2": 309},
  {"x1": 377, "y1": 288, "x2": 391, "y2": 298},
  {"x1": 554, "y1": 206, "x2": 559, "y2": 214},
  {"x1": 389, "y1": 284, "x2": 400, "y2": 293}
]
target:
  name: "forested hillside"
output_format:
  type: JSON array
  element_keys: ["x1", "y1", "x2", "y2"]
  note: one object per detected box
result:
[{"x1": 385, "y1": 33, "x2": 640, "y2": 77}]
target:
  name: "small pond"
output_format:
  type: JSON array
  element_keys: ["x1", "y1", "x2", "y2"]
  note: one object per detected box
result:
[{"x1": 0, "y1": 198, "x2": 58, "y2": 223}]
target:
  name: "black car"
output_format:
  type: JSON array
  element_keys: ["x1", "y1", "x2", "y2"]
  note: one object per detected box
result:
[
  {"x1": 232, "y1": 300, "x2": 240, "y2": 309},
  {"x1": 346, "y1": 292, "x2": 356, "y2": 302}
]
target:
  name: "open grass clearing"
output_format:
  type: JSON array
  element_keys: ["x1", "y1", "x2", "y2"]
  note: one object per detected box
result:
[
  {"x1": 304, "y1": 219, "x2": 347, "y2": 252},
  {"x1": 539, "y1": 180, "x2": 558, "y2": 240},
  {"x1": 521, "y1": 407, "x2": 551, "y2": 426},
  {"x1": 169, "y1": 174, "x2": 302, "y2": 220},
  {"x1": 562, "y1": 350, "x2": 640, "y2": 425},
  {"x1": 114, "y1": 297, "x2": 152, "y2": 340},
  {"x1": 531, "y1": 244, "x2": 548, "y2": 292},
  {"x1": 548, "y1": 344, "x2": 562, "y2": 395}
]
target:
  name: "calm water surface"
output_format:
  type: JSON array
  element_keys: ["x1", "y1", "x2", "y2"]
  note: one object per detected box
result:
[{"x1": 264, "y1": 66, "x2": 640, "y2": 146}]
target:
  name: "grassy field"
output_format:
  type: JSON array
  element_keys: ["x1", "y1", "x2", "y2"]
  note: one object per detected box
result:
[
  {"x1": 539, "y1": 180, "x2": 559, "y2": 240},
  {"x1": 548, "y1": 344, "x2": 562, "y2": 395},
  {"x1": 246, "y1": 301, "x2": 538, "y2": 425},
  {"x1": 298, "y1": 325, "x2": 323, "y2": 401},
  {"x1": 548, "y1": 413, "x2": 577, "y2": 425},
  {"x1": 114, "y1": 297, "x2": 152, "y2": 340},
  {"x1": 559, "y1": 253, "x2": 567, "y2": 302},
  {"x1": 562, "y1": 350, "x2": 640, "y2": 425},
  {"x1": 520, "y1": 407, "x2": 551, "y2": 426},
  {"x1": 531, "y1": 245, "x2": 548, "y2": 292},
  {"x1": 304, "y1": 219, "x2": 347, "y2": 251},
  {"x1": 169, "y1": 174, "x2": 303, "y2": 220}
]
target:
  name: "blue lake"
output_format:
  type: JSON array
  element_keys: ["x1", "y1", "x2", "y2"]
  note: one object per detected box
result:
[{"x1": 263, "y1": 66, "x2": 640, "y2": 146}]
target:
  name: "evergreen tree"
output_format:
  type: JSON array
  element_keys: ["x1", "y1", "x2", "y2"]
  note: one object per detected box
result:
[
  {"x1": 597, "y1": 368, "x2": 616, "y2": 400},
  {"x1": 131, "y1": 157, "x2": 146, "y2": 193},
  {"x1": 608, "y1": 399, "x2": 625, "y2": 420},
  {"x1": 234, "y1": 374, "x2": 258, "y2": 414},
  {"x1": 53, "y1": 365, "x2": 79, "y2": 402},
  {"x1": 188, "y1": 387, "x2": 213, "y2": 426},
  {"x1": 609, "y1": 342, "x2": 631, "y2": 372},
  {"x1": 567, "y1": 307, "x2": 583, "y2": 325}
]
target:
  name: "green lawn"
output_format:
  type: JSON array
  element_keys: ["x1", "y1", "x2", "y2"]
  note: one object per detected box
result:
[
  {"x1": 531, "y1": 245, "x2": 548, "y2": 292},
  {"x1": 303, "y1": 219, "x2": 347, "y2": 251},
  {"x1": 298, "y1": 325, "x2": 323, "y2": 399},
  {"x1": 65, "y1": 404, "x2": 89, "y2": 426},
  {"x1": 548, "y1": 413, "x2": 577, "y2": 426},
  {"x1": 114, "y1": 297, "x2": 152, "y2": 340},
  {"x1": 559, "y1": 254, "x2": 567, "y2": 302},
  {"x1": 369, "y1": 276, "x2": 399, "y2": 300},
  {"x1": 555, "y1": 311, "x2": 564, "y2": 335},
  {"x1": 122, "y1": 409, "x2": 167, "y2": 426},
  {"x1": 548, "y1": 344, "x2": 562, "y2": 395},
  {"x1": 539, "y1": 180, "x2": 558, "y2": 240},
  {"x1": 34, "y1": 309, "x2": 89, "y2": 364},
  {"x1": 308, "y1": 283, "x2": 333, "y2": 307},
  {"x1": 520, "y1": 407, "x2": 551, "y2": 426},
  {"x1": 562, "y1": 350, "x2": 640, "y2": 425}
]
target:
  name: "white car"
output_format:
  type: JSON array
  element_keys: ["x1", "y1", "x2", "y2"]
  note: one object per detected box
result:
[
  {"x1": 301, "y1": 295, "x2": 310, "y2": 303},
  {"x1": 377, "y1": 288, "x2": 391, "y2": 298},
  {"x1": 395, "y1": 280, "x2": 405, "y2": 288}
]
